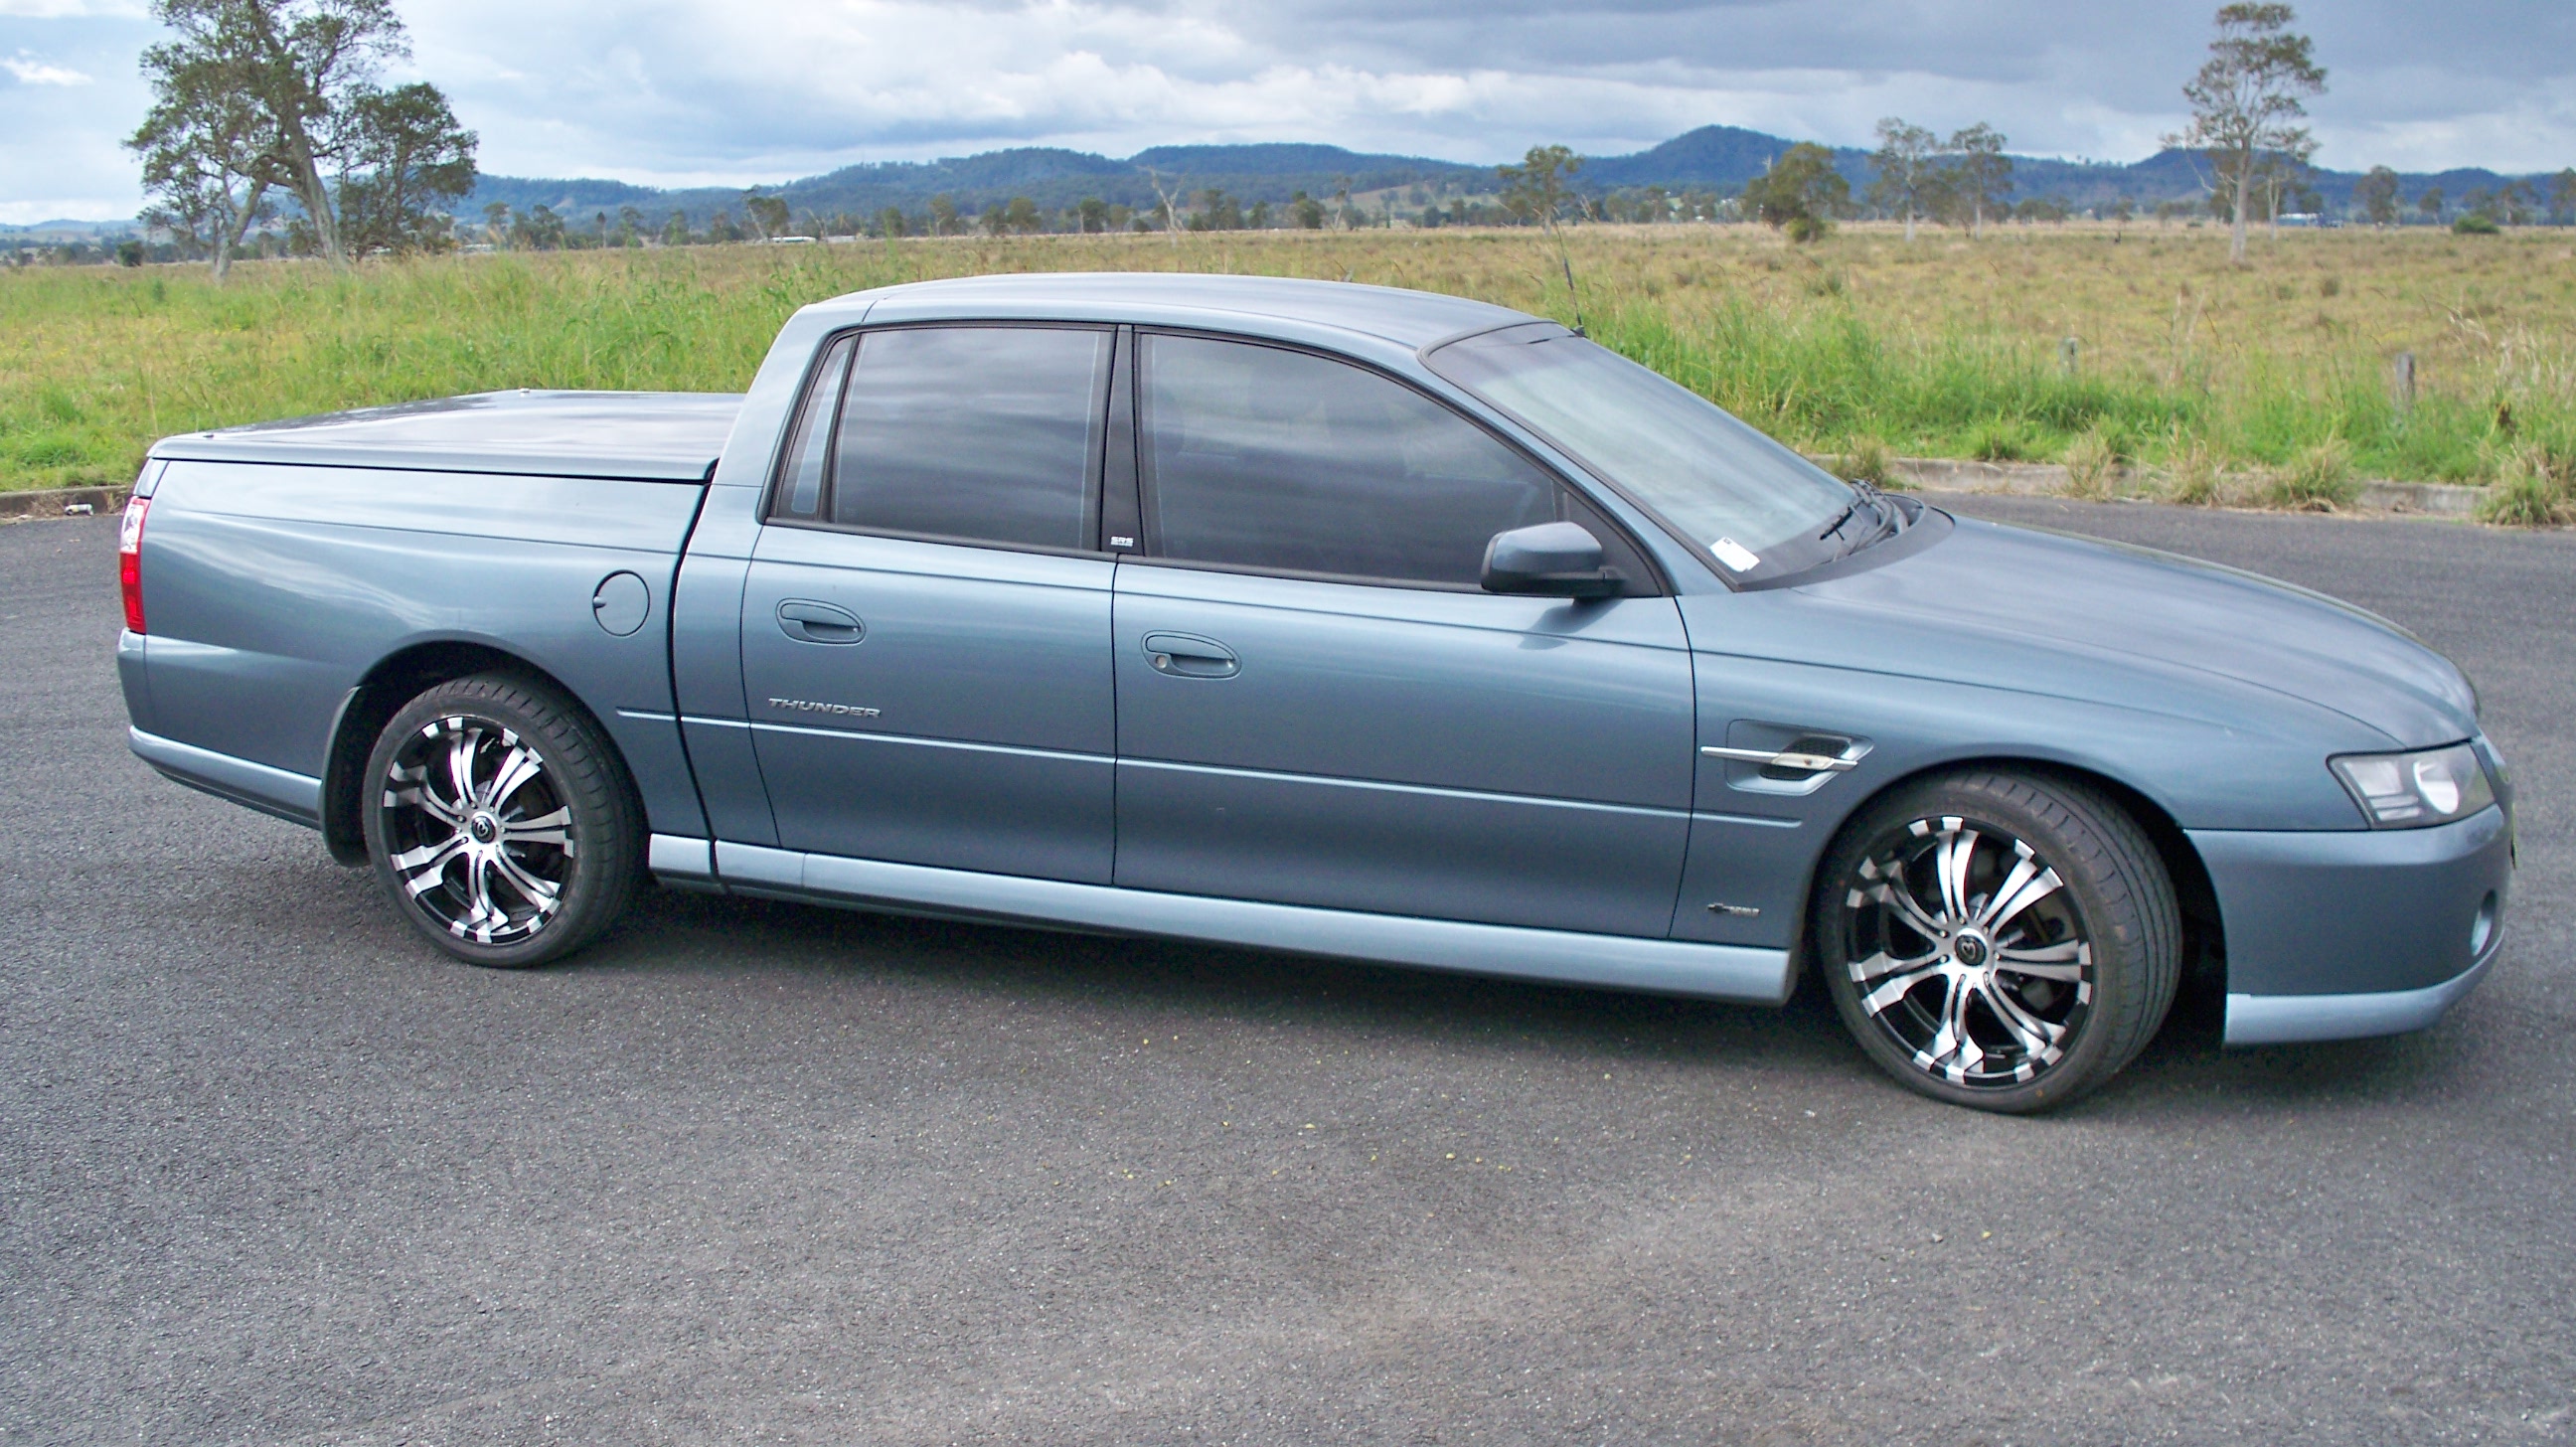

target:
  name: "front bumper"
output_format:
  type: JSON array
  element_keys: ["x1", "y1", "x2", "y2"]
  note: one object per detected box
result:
[{"x1": 2189, "y1": 805, "x2": 2511, "y2": 1046}]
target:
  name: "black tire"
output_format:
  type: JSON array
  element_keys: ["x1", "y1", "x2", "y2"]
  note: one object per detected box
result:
[
  {"x1": 1812, "y1": 769, "x2": 2180, "y2": 1113},
  {"x1": 361, "y1": 672, "x2": 643, "y2": 967}
]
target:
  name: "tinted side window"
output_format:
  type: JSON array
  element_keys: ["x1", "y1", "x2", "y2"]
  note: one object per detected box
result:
[
  {"x1": 773, "y1": 335, "x2": 854, "y2": 520},
  {"x1": 1139, "y1": 334, "x2": 1558, "y2": 585},
  {"x1": 823, "y1": 326, "x2": 1110, "y2": 550}
]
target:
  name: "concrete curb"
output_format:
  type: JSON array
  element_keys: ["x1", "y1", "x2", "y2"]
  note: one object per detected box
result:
[
  {"x1": 1871, "y1": 458, "x2": 2485, "y2": 517},
  {"x1": 0, "y1": 484, "x2": 130, "y2": 522}
]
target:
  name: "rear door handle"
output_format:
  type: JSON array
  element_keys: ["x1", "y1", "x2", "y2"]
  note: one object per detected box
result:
[
  {"x1": 777, "y1": 599, "x2": 865, "y2": 645},
  {"x1": 1141, "y1": 632, "x2": 1238, "y2": 679}
]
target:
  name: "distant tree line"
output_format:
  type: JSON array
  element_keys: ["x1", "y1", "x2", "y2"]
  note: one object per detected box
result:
[{"x1": 462, "y1": 176, "x2": 1489, "y2": 248}]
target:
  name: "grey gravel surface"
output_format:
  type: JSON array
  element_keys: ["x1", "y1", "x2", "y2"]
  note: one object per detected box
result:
[{"x1": 2, "y1": 501, "x2": 2571, "y2": 1445}]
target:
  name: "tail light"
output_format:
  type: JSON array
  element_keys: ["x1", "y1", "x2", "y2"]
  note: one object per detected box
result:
[{"x1": 118, "y1": 494, "x2": 150, "y2": 634}]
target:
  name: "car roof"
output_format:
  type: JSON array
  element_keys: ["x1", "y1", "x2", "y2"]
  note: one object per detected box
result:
[{"x1": 817, "y1": 271, "x2": 1538, "y2": 349}]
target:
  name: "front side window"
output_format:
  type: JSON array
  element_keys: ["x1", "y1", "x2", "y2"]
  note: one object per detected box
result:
[
  {"x1": 1139, "y1": 334, "x2": 1558, "y2": 587},
  {"x1": 774, "y1": 325, "x2": 1110, "y2": 551},
  {"x1": 1424, "y1": 323, "x2": 1855, "y2": 580}
]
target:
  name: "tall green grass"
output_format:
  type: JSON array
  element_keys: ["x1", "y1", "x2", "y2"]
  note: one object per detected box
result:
[
  {"x1": 1583, "y1": 297, "x2": 2551, "y2": 485},
  {"x1": 0, "y1": 248, "x2": 917, "y2": 490},
  {"x1": 2, "y1": 238, "x2": 2566, "y2": 492}
]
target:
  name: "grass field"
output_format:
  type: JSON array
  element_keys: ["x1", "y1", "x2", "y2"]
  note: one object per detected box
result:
[{"x1": 3, "y1": 224, "x2": 2572, "y2": 503}]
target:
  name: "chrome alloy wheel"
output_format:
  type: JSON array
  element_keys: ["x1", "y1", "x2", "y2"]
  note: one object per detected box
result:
[
  {"x1": 1842, "y1": 814, "x2": 2094, "y2": 1089},
  {"x1": 379, "y1": 715, "x2": 575, "y2": 946}
]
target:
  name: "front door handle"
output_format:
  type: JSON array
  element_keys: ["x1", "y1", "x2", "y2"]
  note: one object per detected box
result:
[
  {"x1": 777, "y1": 599, "x2": 865, "y2": 645},
  {"x1": 1141, "y1": 632, "x2": 1238, "y2": 679}
]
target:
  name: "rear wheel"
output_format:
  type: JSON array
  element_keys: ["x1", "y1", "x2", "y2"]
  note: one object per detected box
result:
[
  {"x1": 362, "y1": 673, "x2": 642, "y2": 967},
  {"x1": 1813, "y1": 770, "x2": 2180, "y2": 1113}
]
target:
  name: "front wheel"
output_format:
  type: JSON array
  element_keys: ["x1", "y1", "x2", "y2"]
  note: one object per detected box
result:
[
  {"x1": 362, "y1": 673, "x2": 643, "y2": 967},
  {"x1": 1813, "y1": 770, "x2": 2181, "y2": 1113}
]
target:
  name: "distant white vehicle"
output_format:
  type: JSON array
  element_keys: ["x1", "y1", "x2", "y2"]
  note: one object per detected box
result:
[{"x1": 768, "y1": 236, "x2": 818, "y2": 245}]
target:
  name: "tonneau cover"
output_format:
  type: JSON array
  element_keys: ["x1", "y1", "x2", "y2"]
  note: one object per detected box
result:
[{"x1": 149, "y1": 390, "x2": 743, "y2": 482}]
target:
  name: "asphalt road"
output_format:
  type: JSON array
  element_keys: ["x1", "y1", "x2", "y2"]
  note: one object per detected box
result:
[{"x1": 3, "y1": 499, "x2": 2572, "y2": 1445}]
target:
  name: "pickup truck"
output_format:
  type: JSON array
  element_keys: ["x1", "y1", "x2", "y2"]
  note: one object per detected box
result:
[{"x1": 116, "y1": 272, "x2": 2512, "y2": 1112}]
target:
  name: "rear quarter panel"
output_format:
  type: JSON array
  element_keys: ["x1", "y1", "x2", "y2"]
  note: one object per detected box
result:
[{"x1": 137, "y1": 459, "x2": 710, "y2": 836}]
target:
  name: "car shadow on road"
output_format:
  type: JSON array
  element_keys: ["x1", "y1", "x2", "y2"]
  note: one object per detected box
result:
[
  {"x1": 579, "y1": 880, "x2": 1867, "y2": 1079},
  {"x1": 2106, "y1": 967, "x2": 2493, "y2": 1114},
  {"x1": 526, "y1": 879, "x2": 2497, "y2": 1119}
]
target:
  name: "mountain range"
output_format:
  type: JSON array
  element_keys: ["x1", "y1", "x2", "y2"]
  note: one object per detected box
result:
[
  {"x1": 464, "y1": 124, "x2": 2561, "y2": 228},
  {"x1": 15, "y1": 124, "x2": 2556, "y2": 237}
]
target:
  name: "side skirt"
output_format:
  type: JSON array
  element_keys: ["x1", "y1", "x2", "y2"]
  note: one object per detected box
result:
[{"x1": 653, "y1": 834, "x2": 1796, "y2": 1006}]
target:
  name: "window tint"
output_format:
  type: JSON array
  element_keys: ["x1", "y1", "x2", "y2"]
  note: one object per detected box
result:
[
  {"x1": 824, "y1": 326, "x2": 1109, "y2": 550},
  {"x1": 774, "y1": 335, "x2": 854, "y2": 519},
  {"x1": 1140, "y1": 334, "x2": 1558, "y2": 586}
]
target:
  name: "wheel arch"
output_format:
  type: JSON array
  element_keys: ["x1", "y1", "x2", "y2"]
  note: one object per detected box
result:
[
  {"x1": 319, "y1": 640, "x2": 623, "y2": 867},
  {"x1": 1800, "y1": 755, "x2": 2225, "y2": 988}
]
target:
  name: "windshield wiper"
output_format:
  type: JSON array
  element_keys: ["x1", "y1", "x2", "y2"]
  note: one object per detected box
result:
[
  {"x1": 1820, "y1": 479, "x2": 1900, "y2": 559},
  {"x1": 1817, "y1": 497, "x2": 1861, "y2": 543}
]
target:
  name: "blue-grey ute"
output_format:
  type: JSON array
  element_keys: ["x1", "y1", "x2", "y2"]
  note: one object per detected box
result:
[{"x1": 113, "y1": 272, "x2": 2513, "y2": 1112}]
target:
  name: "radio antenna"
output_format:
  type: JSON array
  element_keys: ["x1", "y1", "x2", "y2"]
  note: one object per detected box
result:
[{"x1": 1554, "y1": 225, "x2": 1586, "y2": 338}]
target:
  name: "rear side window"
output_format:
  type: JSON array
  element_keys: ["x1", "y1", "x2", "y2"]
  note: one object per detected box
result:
[
  {"x1": 774, "y1": 336, "x2": 854, "y2": 519},
  {"x1": 774, "y1": 325, "x2": 1111, "y2": 551},
  {"x1": 1138, "y1": 334, "x2": 1558, "y2": 586}
]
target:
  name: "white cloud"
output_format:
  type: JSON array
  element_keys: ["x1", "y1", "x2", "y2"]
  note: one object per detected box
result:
[
  {"x1": 3, "y1": 50, "x2": 91, "y2": 84},
  {"x1": 0, "y1": 0, "x2": 144, "y2": 16},
  {"x1": 0, "y1": 197, "x2": 127, "y2": 224}
]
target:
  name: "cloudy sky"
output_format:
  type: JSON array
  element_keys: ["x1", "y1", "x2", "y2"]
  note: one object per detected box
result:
[{"x1": 4, "y1": 0, "x2": 2570, "y2": 224}]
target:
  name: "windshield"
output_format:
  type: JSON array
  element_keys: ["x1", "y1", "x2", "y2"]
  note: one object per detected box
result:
[{"x1": 1425, "y1": 322, "x2": 1859, "y2": 580}]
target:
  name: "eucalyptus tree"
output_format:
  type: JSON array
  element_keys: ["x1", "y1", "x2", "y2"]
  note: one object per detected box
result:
[
  {"x1": 1946, "y1": 123, "x2": 2012, "y2": 237},
  {"x1": 741, "y1": 191, "x2": 791, "y2": 241},
  {"x1": 127, "y1": 42, "x2": 284, "y2": 279},
  {"x1": 132, "y1": 0, "x2": 470, "y2": 268},
  {"x1": 1742, "y1": 142, "x2": 1850, "y2": 242},
  {"x1": 332, "y1": 81, "x2": 474, "y2": 254},
  {"x1": 1497, "y1": 145, "x2": 1580, "y2": 230},
  {"x1": 1188, "y1": 188, "x2": 1242, "y2": 232},
  {"x1": 2353, "y1": 165, "x2": 2400, "y2": 226},
  {"x1": 2167, "y1": 3, "x2": 2327, "y2": 263},
  {"x1": 1499, "y1": 144, "x2": 1590, "y2": 320},
  {"x1": 1867, "y1": 118, "x2": 1940, "y2": 240}
]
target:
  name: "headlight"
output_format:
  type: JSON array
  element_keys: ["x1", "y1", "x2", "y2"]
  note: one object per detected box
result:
[{"x1": 2330, "y1": 743, "x2": 2496, "y2": 828}]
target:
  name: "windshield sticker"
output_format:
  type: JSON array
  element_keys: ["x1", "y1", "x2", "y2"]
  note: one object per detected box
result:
[{"x1": 1709, "y1": 538, "x2": 1761, "y2": 572}]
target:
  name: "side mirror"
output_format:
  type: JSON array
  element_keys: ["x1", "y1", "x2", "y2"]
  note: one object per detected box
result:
[{"x1": 1480, "y1": 521, "x2": 1622, "y2": 598}]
